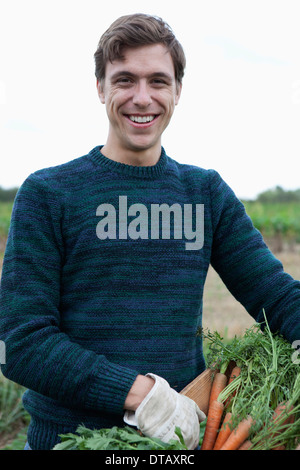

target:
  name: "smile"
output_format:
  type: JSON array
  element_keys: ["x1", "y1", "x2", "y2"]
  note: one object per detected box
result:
[
  {"x1": 124, "y1": 114, "x2": 160, "y2": 127},
  {"x1": 129, "y1": 115, "x2": 156, "y2": 123}
]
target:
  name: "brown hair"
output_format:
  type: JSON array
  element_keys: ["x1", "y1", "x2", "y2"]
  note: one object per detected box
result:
[{"x1": 94, "y1": 13, "x2": 186, "y2": 86}]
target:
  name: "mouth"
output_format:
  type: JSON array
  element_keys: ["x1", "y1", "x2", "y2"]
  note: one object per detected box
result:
[{"x1": 124, "y1": 114, "x2": 160, "y2": 128}]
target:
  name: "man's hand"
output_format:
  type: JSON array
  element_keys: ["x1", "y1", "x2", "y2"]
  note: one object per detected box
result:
[{"x1": 124, "y1": 373, "x2": 206, "y2": 450}]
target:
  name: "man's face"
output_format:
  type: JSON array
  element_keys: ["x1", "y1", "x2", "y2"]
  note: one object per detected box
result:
[{"x1": 97, "y1": 44, "x2": 182, "y2": 157}]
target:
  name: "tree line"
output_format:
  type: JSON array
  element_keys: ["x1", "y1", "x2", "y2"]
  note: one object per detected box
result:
[{"x1": 254, "y1": 186, "x2": 300, "y2": 204}]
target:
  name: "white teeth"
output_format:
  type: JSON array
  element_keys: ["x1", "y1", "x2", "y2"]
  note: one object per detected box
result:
[{"x1": 129, "y1": 115, "x2": 156, "y2": 123}]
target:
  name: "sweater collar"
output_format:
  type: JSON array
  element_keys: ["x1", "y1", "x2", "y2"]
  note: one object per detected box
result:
[{"x1": 89, "y1": 145, "x2": 168, "y2": 179}]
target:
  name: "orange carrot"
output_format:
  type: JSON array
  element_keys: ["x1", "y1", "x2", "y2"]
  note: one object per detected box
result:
[
  {"x1": 209, "y1": 372, "x2": 228, "y2": 406},
  {"x1": 213, "y1": 412, "x2": 233, "y2": 450},
  {"x1": 269, "y1": 402, "x2": 294, "y2": 450},
  {"x1": 238, "y1": 440, "x2": 253, "y2": 450},
  {"x1": 220, "y1": 415, "x2": 254, "y2": 450},
  {"x1": 273, "y1": 402, "x2": 293, "y2": 426},
  {"x1": 229, "y1": 366, "x2": 241, "y2": 383},
  {"x1": 224, "y1": 366, "x2": 241, "y2": 407},
  {"x1": 257, "y1": 403, "x2": 292, "y2": 450},
  {"x1": 201, "y1": 400, "x2": 225, "y2": 450}
]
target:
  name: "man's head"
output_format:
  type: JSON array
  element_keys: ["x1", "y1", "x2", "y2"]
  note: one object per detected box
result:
[
  {"x1": 94, "y1": 13, "x2": 186, "y2": 90},
  {"x1": 94, "y1": 14, "x2": 186, "y2": 162}
]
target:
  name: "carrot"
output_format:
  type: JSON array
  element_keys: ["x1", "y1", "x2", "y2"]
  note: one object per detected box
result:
[
  {"x1": 269, "y1": 402, "x2": 294, "y2": 450},
  {"x1": 224, "y1": 366, "x2": 241, "y2": 407},
  {"x1": 228, "y1": 365, "x2": 241, "y2": 383},
  {"x1": 213, "y1": 412, "x2": 233, "y2": 450},
  {"x1": 256, "y1": 402, "x2": 292, "y2": 450},
  {"x1": 209, "y1": 372, "x2": 228, "y2": 406},
  {"x1": 273, "y1": 402, "x2": 293, "y2": 426},
  {"x1": 238, "y1": 440, "x2": 253, "y2": 450},
  {"x1": 220, "y1": 415, "x2": 254, "y2": 450},
  {"x1": 201, "y1": 400, "x2": 225, "y2": 450}
]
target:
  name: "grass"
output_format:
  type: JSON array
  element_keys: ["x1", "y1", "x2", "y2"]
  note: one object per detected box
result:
[
  {"x1": 0, "y1": 202, "x2": 13, "y2": 239},
  {"x1": 0, "y1": 202, "x2": 13, "y2": 265},
  {"x1": 0, "y1": 372, "x2": 30, "y2": 450},
  {"x1": 1, "y1": 429, "x2": 29, "y2": 450}
]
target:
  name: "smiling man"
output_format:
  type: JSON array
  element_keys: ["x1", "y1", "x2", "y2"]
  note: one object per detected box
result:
[
  {"x1": 96, "y1": 43, "x2": 181, "y2": 165},
  {"x1": 0, "y1": 13, "x2": 299, "y2": 451}
]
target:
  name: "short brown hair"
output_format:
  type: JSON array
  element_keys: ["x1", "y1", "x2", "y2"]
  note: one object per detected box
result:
[{"x1": 94, "y1": 13, "x2": 186, "y2": 85}]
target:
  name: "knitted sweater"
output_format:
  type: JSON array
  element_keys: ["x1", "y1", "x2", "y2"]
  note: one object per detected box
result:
[{"x1": 0, "y1": 146, "x2": 299, "y2": 450}]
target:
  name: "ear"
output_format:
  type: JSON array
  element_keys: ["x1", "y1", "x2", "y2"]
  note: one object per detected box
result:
[
  {"x1": 175, "y1": 82, "x2": 182, "y2": 106},
  {"x1": 96, "y1": 79, "x2": 105, "y2": 104}
]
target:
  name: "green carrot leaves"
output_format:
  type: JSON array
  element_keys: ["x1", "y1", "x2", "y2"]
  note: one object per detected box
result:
[{"x1": 53, "y1": 425, "x2": 188, "y2": 450}]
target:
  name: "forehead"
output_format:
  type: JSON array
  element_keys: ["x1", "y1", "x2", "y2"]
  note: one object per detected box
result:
[{"x1": 105, "y1": 43, "x2": 176, "y2": 79}]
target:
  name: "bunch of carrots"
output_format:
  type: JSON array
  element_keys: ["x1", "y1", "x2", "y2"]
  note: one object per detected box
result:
[{"x1": 199, "y1": 312, "x2": 300, "y2": 451}]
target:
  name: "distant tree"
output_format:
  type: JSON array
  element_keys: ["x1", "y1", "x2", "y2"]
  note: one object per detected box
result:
[
  {"x1": 0, "y1": 186, "x2": 19, "y2": 202},
  {"x1": 257, "y1": 185, "x2": 300, "y2": 203}
]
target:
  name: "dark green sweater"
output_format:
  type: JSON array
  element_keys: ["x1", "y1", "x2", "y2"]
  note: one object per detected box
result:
[{"x1": 0, "y1": 146, "x2": 299, "y2": 450}]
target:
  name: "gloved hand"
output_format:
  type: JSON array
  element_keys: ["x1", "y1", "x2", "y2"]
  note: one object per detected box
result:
[{"x1": 124, "y1": 373, "x2": 206, "y2": 450}]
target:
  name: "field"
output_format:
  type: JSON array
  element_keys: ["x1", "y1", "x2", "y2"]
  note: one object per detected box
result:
[
  {"x1": 202, "y1": 248, "x2": 300, "y2": 337},
  {"x1": 0, "y1": 202, "x2": 13, "y2": 259},
  {"x1": 243, "y1": 200, "x2": 300, "y2": 252},
  {"x1": 0, "y1": 199, "x2": 300, "y2": 449}
]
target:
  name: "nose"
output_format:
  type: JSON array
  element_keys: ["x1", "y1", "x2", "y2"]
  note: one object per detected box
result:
[{"x1": 132, "y1": 80, "x2": 152, "y2": 107}]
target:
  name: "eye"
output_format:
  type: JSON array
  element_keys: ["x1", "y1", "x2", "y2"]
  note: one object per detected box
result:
[
  {"x1": 152, "y1": 79, "x2": 166, "y2": 85},
  {"x1": 116, "y1": 77, "x2": 133, "y2": 85}
]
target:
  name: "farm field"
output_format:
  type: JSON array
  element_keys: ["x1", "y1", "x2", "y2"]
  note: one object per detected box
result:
[
  {"x1": 0, "y1": 202, "x2": 13, "y2": 259},
  {"x1": 243, "y1": 200, "x2": 300, "y2": 253},
  {"x1": 0, "y1": 199, "x2": 300, "y2": 449},
  {"x1": 202, "y1": 247, "x2": 300, "y2": 337}
]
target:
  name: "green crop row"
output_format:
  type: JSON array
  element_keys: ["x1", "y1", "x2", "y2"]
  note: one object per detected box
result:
[
  {"x1": 0, "y1": 202, "x2": 13, "y2": 239},
  {"x1": 243, "y1": 201, "x2": 300, "y2": 242}
]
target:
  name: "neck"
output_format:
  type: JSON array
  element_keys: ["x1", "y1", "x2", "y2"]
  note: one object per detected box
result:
[{"x1": 100, "y1": 141, "x2": 162, "y2": 167}]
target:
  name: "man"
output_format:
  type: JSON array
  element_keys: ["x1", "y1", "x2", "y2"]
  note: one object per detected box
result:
[{"x1": 0, "y1": 14, "x2": 299, "y2": 451}]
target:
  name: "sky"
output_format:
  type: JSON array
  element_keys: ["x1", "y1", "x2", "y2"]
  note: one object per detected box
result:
[{"x1": 0, "y1": 0, "x2": 300, "y2": 200}]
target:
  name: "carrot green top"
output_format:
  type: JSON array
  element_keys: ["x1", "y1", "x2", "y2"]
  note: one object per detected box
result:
[{"x1": 0, "y1": 145, "x2": 299, "y2": 449}]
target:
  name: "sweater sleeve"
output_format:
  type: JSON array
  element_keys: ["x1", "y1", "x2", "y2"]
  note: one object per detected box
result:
[
  {"x1": 208, "y1": 170, "x2": 300, "y2": 344},
  {"x1": 0, "y1": 174, "x2": 139, "y2": 414}
]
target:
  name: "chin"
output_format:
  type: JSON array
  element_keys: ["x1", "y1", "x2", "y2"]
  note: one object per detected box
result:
[{"x1": 127, "y1": 138, "x2": 159, "y2": 153}]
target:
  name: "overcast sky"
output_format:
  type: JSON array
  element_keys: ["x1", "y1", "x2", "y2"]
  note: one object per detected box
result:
[{"x1": 1, "y1": 0, "x2": 300, "y2": 199}]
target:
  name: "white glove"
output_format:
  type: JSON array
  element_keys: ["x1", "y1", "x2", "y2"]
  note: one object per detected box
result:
[{"x1": 124, "y1": 373, "x2": 206, "y2": 450}]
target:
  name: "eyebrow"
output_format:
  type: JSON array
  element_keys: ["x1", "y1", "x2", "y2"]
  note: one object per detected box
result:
[{"x1": 109, "y1": 70, "x2": 174, "y2": 82}]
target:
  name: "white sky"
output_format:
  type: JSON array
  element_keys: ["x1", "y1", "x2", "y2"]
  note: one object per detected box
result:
[{"x1": 0, "y1": 0, "x2": 300, "y2": 199}]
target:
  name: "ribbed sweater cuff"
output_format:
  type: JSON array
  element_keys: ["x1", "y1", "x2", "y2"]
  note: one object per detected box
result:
[
  {"x1": 289, "y1": 324, "x2": 300, "y2": 344},
  {"x1": 85, "y1": 360, "x2": 139, "y2": 415}
]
